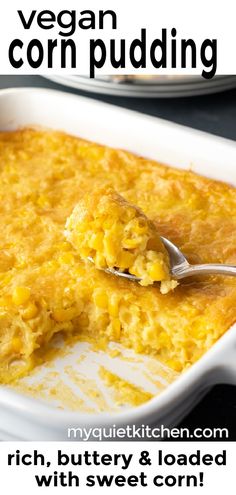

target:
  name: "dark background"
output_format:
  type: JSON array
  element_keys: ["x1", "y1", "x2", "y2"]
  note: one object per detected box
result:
[{"x1": 1, "y1": 75, "x2": 235, "y2": 439}]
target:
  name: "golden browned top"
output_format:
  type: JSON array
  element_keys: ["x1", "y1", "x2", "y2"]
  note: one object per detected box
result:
[{"x1": 0, "y1": 128, "x2": 235, "y2": 381}]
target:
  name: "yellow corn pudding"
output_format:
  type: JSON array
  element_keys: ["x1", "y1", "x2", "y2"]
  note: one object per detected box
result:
[
  {"x1": 65, "y1": 187, "x2": 178, "y2": 292},
  {"x1": 0, "y1": 128, "x2": 235, "y2": 383}
]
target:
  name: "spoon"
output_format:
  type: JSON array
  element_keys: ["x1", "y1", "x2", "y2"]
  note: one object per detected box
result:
[{"x1": 88, "y1": 236, "x2": 236, "y2": 281}]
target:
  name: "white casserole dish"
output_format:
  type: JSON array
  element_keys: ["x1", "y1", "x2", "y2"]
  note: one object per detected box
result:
[{"x1": 0, "y1": 87, "x2": 235, "y2": 440}]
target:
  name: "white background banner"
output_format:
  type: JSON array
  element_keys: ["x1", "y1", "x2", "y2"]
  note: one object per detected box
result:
[
  {"x1": 0, "y1": 0, "x2": 235, "y2": 76},
  {"x1": 0, "y1": 441, "x2": 235, "y2": 494}
]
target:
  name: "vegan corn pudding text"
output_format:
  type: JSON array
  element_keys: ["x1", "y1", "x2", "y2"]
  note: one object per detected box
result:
[{"x1": 0, "y1": 128, "x2": 236, "y2": 384}]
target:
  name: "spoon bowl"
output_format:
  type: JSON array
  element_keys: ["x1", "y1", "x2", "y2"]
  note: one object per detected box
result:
[{"x1": 89, "y1": 236, "x2": 236, "y2": 282}]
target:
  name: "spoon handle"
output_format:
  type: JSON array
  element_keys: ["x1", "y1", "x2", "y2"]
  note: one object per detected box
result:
[{"x1": 174, "y1": 263, "x2": 236, "y2": 279}]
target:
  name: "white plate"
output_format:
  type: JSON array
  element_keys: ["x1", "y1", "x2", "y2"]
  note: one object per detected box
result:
[
  {"x1": 0, "y1": 88, "x2": 235, "y2": 440},
  {"x1": 45, "y1": 75, "x2": 236, "y2": 98}
]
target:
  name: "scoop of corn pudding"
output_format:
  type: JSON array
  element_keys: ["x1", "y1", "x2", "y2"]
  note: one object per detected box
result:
[{"x1": 65, "y1": 188, "x2": 178, "y2": 293}]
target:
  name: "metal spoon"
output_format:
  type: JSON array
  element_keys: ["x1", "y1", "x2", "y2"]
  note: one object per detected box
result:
[{"x1": 88, "y1": 236, "x2": 236, "y2": 281}]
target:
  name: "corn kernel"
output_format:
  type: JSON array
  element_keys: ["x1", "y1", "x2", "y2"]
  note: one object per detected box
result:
[
  {"x1": 57, "y1": 241, "x2": 71, "y2": 251},
  {"x1": 122, "y1": 238, "x2": 140, "y2": 249},
  {"x1": 117, "y1": 251, "x2": 134, "y2": 268},
  {"x1": 88, "y1": 232, "x2": 104, "y2": 250},
  {"x1": 123, "y1": 207, "x2": 136, "y2": 222},
  {"x1": 12, "y1": 286, "x2": 31, "y2": 305},
  {"x1": 158, "y1": 331, "x2": 171, "y2": 346},
  {"x1": 110, "y1": 318, "x2": 121, "y2": 339},
  {"x1": 37, "y1": 194, "x2": 50, "y2": 208},
  {"x1": 148, "y1": 262, "x2": 166, "y2": 281},
  {"x1": 191, "y1": 326, "x2": 205, "y2": 339},
  {"x1": 11, "y1": 337, "x2": 22, "y2": 353},
  {"x1": 22, "y1": 302, "x2": 38, "y2": 320},
  {"x1": 108, "y1": 296, "x2": 119, "y2": 317},
  {"x1": 93, "y1": 289, "x2": 108, "y2": 309},
  {"x1": 0, "y1": 295, "x2": 12, "y2": 307},
  {"x1": 59, "y1": 252, "x2": 74, "y2": 264},
  {"x1": 166, "y1": 359, "x2": 182, "y2": 372},
  {"x1": 104, "y1": 237, "x2": 117, "y2": 258},
  {"x1": 135, "y1": 218, "x2": 148, "y2": 234},
  {"x1": 52, "y1": 307, "x2": 78, "y2": 322},
  {"x1": 80, "y1": 247, "x2": 91, "y2": 258}
]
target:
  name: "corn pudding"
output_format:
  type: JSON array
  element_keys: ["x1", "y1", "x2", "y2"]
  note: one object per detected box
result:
[
  {"x1": 65, "y1": 187, "x2": 177, "y2": 292},
  {"x1": 0, "y1": 128, "x2": 235, "y2": 383}
]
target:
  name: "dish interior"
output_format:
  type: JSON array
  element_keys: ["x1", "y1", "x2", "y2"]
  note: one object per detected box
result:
[{"x1": 0, "y1": 126, "x2": 235, "y2": 412}]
